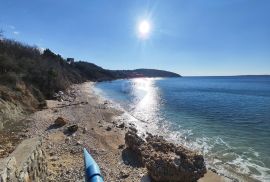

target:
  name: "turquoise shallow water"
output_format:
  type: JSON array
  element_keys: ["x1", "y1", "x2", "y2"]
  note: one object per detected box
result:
[{"x1": 94, "y1": 76, "x2": 270, "y2": 181}]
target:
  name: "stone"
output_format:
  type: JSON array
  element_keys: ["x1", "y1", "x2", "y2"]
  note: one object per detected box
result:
[
  {"x1": 76, "y1": 140, "x2": 82, "y2": 145},
  {"x1": 118, "y1": 144, "x2": 125, "y2": 149},
  {"x1": 106, "y1": 126, "x2": 112, "y2": 131},
  {"x1": 119, "y1": 170, "x2": 129, "y2": 179},
  {"x1": 118, "y1": 122, "x2": 125, "y2": 128},
  {"x1": 125, "y1": 130, "x2": 207, "y2": 182},
  {"x1": 65, "y1": 137, "x2": 71, "y2": 143},
  {"x1": 67, "y1": 124, "x2": 78, "y2": 133},
  {"x1": 54, "y1": 117, "x2": 67, "y2": 126},
  {"x1": 83, "y1": 127, "x2": 87, "y2": 134},
  {"x1": 129, "y1": 126, "x2": 138, "y2": 133},
  {"x1": 50, "y1": 156, "x2": 58, "y2": 161}
]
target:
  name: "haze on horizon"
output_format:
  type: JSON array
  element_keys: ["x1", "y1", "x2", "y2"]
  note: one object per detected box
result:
[{"x1": 0, "y1": 0, "x2": 269, "y2": 76}]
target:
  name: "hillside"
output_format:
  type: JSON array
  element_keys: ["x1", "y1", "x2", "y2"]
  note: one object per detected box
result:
[{"x1": 0, "y1": 37, "x2": 180, "y2": 128}]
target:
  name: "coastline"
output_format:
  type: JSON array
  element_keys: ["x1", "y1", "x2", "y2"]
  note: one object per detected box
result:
[{"x1": 1, "y1": 82, "x2": 230, "y2": 181}]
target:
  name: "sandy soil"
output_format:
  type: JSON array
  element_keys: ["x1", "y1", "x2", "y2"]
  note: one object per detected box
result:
[{"x1": 23, "y1": 82, "x2": 230, "y2": 182}]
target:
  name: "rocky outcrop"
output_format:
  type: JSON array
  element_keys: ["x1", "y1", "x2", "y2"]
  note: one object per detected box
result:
[
  {"x1": 125, "y1": 130, "x2": 206, "y2": 182},
  {"x1": 0, "y1": 137, "x2": 47, "y2": 182}
]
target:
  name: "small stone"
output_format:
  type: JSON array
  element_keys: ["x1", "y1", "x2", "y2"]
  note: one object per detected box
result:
[
  {"x1": 119, "y1": 170, "x2": 129, "y2": 179},
  {"x1": 70, "y1": 149, "x2": 76, "y2": 154},
  {"x1": 54, "y1": 117, "x2": 67, "y2": 126},
  {"x1": 67, "y1": 124, "x2": 78, "y2": 133},
  {"x1": 50, "y1": 156, "x2": 58, "y2": 161},
  {"x1": 118, "y1": 123, "x2": 125, "y2": 128},
  {"x1": 65, "y1": 137, "x2": 71, "y2": 143},
  {"x1": 129, "y1": 126, "x2": 137, "y2": 133},
  {"x1": 118, "y1": 144, "x2": 125, "y2": 149},
  {"x1": 106, "y1": 126, "x2": 112, "y2": 131},
  {"x1": 76, "y1": 140, "x2": 82, "y2": 145},
  {"x1": 49, "y1": 151, "x2": 55, "y2": 156},
  {"x1": 83, "y1": 127, "x2": 87, "y2": 133}
]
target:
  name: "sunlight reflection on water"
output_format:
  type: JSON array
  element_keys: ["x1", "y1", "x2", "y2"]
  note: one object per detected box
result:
[
  {"x1": 95, "y1": 77, "x2": 270, "y2": 181},
  {"x1": 126, "y1": 78, "x2": 161, "y2": 124}
]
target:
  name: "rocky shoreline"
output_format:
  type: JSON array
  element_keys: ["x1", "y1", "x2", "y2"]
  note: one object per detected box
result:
[{"x1": 1, "y1": 82, "x2": 231, "y2": 181}]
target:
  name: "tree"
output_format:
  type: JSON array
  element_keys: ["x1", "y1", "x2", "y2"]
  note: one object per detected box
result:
[{"x1": 0, "y1": 29, "x2": 3, "y2": 39}]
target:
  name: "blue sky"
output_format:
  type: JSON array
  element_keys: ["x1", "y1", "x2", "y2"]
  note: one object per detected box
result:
[{"x1": 0, "y1": 0, "x2": 269, "y2": 76}]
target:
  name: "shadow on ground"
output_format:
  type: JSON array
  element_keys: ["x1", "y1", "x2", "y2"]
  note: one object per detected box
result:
[
  {"x1": 121, "y1": 148, "x2": 143, "y2": 168},
  {"x1": 45, "y1": 124, "x2": 63, "y2": 131}
]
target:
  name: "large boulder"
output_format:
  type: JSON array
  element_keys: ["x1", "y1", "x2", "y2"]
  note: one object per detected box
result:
[{"x1": 125, "y1": 130, "x2": 206, "y2": 182}]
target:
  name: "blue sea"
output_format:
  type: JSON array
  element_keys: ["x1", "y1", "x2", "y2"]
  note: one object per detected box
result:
[{"x1": 94, "y1": 76, "x2": 270, "y2": 181}]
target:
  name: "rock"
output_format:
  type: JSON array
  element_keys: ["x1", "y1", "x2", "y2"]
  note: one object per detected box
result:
[
  {"x1": 59, "y1": 91, "x2": 64, "y2": 95},
  {"x1": 118, "y1": 144, "x2": 125, "y2": 149},
  {"x1": 49, "y1": 151, "x2": 55, "y2": 156},
  {"x1": 129, "y1": 126, "x2": 138, "y2": 133},
  {"x1": 83, "y1": 127, "x2": 87, "y2": 134},
  {"x1": 119, "y1": 170, "x2": 129, "y2": 179},
  {"x1": 65, "y1": 137, "x2": 71, "y2": 143},
  {"x1": 76, "y1": 140, "x2": 82, "y2": 145},
  {"x1": 118, "y1": 122, "x2": 125, "y2": 128},
  {"x1": 67, "y1": 124, "x2": 78, "y2": 133},
  {"x1": 208, "y1": 167, "x2": 217, "y2": 173},
  {"x1": 125, "y1": 130, "x2": 207, "y2": 182},
  {"x1": 50, "y1": 156, "x2": 58, "y2": 161},
  {"x1": 106, "y1": 126, "x2": 112, "y2": 131},
  {"x1": 54, "y1": 117, "x2": 67, "y2": 126}
]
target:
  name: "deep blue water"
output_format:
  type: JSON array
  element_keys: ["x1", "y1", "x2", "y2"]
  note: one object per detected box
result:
[{"x1": 94, "y1": 76, "x2": 270, "y2": 181}]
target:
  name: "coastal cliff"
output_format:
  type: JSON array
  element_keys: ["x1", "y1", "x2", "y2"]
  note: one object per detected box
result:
[{"x1": 0, "y1": 38, "x2": 180, "y2": 132}]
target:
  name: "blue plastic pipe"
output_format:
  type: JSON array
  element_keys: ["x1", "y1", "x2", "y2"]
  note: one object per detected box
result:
[{"x1": 83, "y1": 148, "x2": 104, "y2": 182}]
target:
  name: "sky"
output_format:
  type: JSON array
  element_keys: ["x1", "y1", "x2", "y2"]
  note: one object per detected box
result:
[{"x1": 0, "y1": 0, "x2": 269, "y2": 76}]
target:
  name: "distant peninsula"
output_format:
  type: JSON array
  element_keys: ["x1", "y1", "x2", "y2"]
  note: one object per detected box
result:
[{"x1": 112, "y1": 68, "x2": 181, "y2": 79}]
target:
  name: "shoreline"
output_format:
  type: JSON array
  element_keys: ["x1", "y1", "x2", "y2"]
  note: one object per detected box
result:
[
  {"x1": 1, "y1": 82, "x2": 231, "y2": 181},
  {"x1": 93, "y1": 79, "x2": 268, "y2": 182}
]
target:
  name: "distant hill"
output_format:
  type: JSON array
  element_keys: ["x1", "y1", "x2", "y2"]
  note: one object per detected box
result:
[
  {"x1": 112, "y1": 69, "x2": 181, "y2": 78},
  {"x1": 0, "y1": 38, "x2": 181, "y2": 114}
]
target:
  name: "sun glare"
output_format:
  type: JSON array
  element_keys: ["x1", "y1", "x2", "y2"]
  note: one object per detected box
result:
[{"x1": 138, "y1": 20, "x2": 151, "y2": 39}]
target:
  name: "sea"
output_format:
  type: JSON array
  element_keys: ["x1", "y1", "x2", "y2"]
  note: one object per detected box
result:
[{"x1": 94, "y1": 76, "x2": 270, "y2": 182}]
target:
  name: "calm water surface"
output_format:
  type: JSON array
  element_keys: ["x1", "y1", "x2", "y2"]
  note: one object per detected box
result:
[{"x1": 95, "y1": 76, "x2": 270, "y2": 181}]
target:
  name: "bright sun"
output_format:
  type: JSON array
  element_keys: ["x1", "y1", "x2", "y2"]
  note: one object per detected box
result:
[{"x1": 138, "y1": 20, "x2": 151, "y2": 38}]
